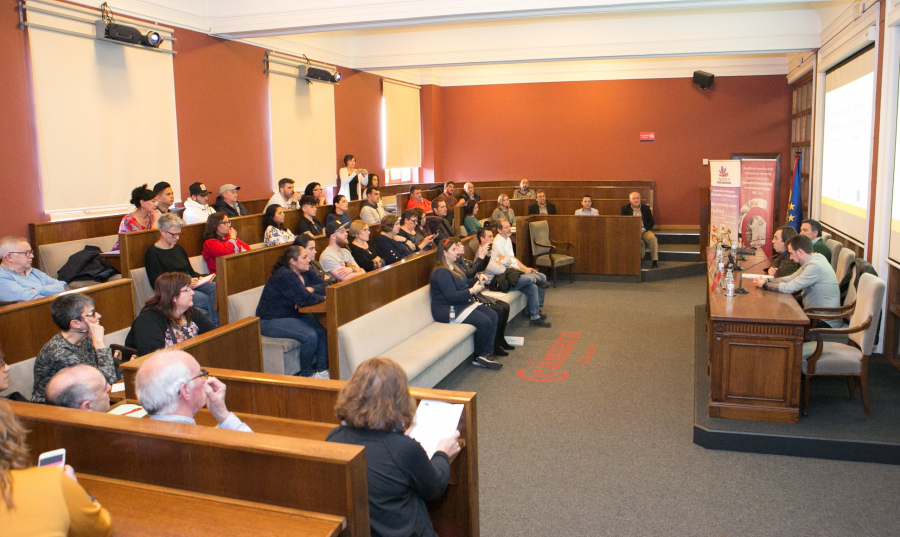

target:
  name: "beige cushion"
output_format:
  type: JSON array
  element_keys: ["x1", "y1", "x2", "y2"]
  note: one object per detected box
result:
[
  {"x1": 529, "y1": 221, "x2": 552, "y2": 257},
  {"x1": 227, "y1": 286, "x2": 301, "y2": 375},
  {"x1": 535, "y1": 254, "x2": 575, "y2": 268},
  {"x1": 130, "y1": 268, "x2": 154, "y2": 317},
  {"x1": 228, "y1": 287, "x2": 263, "y2": 323},
  {"x1": 189, "y1": 256, "x2": 208, "y2": 276},
  {"x1": 380, "y1": 322, "x2": 476, "y2": 388},
  {"x1": 0, "y1": 358, "x2": 35, "y2": 401},
  {"x1": 835, "y1": 248, "x2": 855, "y2": 284},
  {"x1": 38, "y1": 235, "x2": 118, "y2": 279},
  {"x1": 802, "y1": 342, "x2": 862, "y2": 375}
]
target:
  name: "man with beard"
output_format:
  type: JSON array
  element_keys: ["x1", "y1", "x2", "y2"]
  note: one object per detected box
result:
[{"x1": 319, "y1": 222, "x2": 365, "y2": 282}]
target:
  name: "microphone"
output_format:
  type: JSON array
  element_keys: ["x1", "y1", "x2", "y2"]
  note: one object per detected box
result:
[{"x1": 734, "y1": 253, "x2": 778, "y2": 294}]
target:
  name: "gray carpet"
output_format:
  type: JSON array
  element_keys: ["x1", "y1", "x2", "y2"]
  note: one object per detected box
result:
[{"x1": 435, "y1": 275, "x2": 900, "y2": 537}]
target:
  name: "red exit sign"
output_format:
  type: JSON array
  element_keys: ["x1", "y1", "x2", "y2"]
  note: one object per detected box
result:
[{"x1": 640, "y1": 132, "x2": 655, "y2": 142}]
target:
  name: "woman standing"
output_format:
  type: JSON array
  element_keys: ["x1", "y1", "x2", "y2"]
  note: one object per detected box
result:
[
  {"x1": 326, "y1": 195, "x2": 352, "y2": 227},
  {"x1": 336, "y1": 154, "x2": 368, "y2": 201},
  {"x1": 112, "y1": 184, "x2": 158, "y2": 250},
  {"x1": 145, "y1": 212, "x2": 219, "y2": 326},
  {"x1": 326, "y1": 358, "x2": 460, "y2": 537},
  {"x1": 263, "y1": 205, "x2": 296, "y2": 246},
  {"x1": 430, "y1": 238, "x2": 501, "y2": 369},
  {"x1": 373, "y1": 214, "x2": 412, "y2": 265},
  {"x1": 201, "y1": 213, "x2": 250, "y2": 274},
  {"x1": 255, "y1": 247, "x2": 329, "y2": 379},
  {"x1": 348, "y1": 220, "x2": 384, "y2": 272},
  {"x1": 491, "y1": 194, "x2": 516, "y2": 226},
  {"x1": 0, "y1": 401, "x2": 113, "y2": 536},
  {"x1": 124, "y1": 272, "x2": 215, "y2": 355}
]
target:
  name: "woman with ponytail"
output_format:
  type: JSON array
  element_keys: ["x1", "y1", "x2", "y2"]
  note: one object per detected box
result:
[
  {"x1": 255, "y1": 246, "x2": 329, "y2": 378},
  {"x1": 112, "y1": 184, "x2": 158, "y2": 250}
]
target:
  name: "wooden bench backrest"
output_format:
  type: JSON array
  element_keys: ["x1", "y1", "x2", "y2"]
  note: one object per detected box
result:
[
  {"x1": 241, "y1": 197, "x2": 269, "y2": 215},
  {"x1": 0, "y1": 279, "x2": 135, "y2": 365},
  {"x1": 29, "y1": 214, "x2": 123, "y2": 271},
  {"x1": 8, "y1": 400, "x2": 368, "y2": 537}
]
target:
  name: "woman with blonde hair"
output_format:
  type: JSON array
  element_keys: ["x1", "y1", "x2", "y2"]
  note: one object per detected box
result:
[
  {"x1": 0, "y1": 401, "x2": 112, "y2": 535},
  {"x1": 326, "y1": 358, "x2": 460, "y2": 537},
  {"x1": 348, "y1": 219, "x2": 384, "y2": 272}
]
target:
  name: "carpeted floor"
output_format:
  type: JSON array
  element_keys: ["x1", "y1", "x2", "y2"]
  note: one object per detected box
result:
[{"x1": 435, "y1": 275, "x2": 900, "y2": 537}]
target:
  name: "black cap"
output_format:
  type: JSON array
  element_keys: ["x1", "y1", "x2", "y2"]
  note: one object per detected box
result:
[
  {"x1": 188, "y1": 182, "x2": 210, "y2": 196},
  {"x1": 326, "y1": 221, "x2": 348, "y2": 238}
]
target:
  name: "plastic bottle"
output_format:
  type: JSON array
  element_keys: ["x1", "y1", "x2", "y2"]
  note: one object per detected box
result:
[
  {"x1": 725, "y1": 269, "x2": 735, "y2": 297},
  {"x1": 717, "y1": 262, "x2": 725, "y2": 288},
  {"x1": 449, "y1": 306, "x2": 456, "y2": 324}
]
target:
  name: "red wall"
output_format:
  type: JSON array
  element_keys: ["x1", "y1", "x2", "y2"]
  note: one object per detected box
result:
[
  {"x1": 334, "y1": 69, "x2": 384, "y2": 185},
  {"x1": 172, "y1": 31, "x2": 273, "y2": 201},
  {"x1": 437, "y1": 76, "x2": 792, "y2": 225},
  {"x1": 0, "y1": 0, "x2": 45, "y2": 239},
  {"x1": 421, "y1": 85, "x2": 444, "y2": 185}
]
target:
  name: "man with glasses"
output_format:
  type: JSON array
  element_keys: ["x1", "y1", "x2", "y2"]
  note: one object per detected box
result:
[
  {"x1": 136, "y1": 349, "x2": 252, "y2": 432},
  {"x1": 0, "y1": 236, "x2": 67, "y2": 303},
  {"x1": 32, "y1": 293, "x2": 117, "y2": 403}
]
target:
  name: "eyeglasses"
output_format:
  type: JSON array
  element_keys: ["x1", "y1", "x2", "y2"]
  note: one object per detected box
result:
[
  {"x1": 178, "y1": 369, "x2": 209, "y2": 393},
  {"x1": 7, "y1": 250, "x2": 34, "y2": 257},
  {"x1": 165, "y1": 230, "x2": 181, "y2": 238},
  {"x1": 179, "y1": 287, "x2": 193, "y2": 294},
  {"x1": 220, "y1": 221, "x2": 232, "y2": 227}
]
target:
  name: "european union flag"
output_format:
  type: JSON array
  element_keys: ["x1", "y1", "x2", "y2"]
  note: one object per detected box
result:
[{"x1": 786, "y1": 153, "x2": 803, "y2": 231}]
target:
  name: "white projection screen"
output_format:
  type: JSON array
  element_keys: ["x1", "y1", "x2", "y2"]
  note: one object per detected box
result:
[
  {"x1": 889, "y1": 65, "x2": 900, "y2": 264},
  {"x1": 25, "y1": 0, "x2": 180, "y2": 217},
  {"x1": 820, "y1": 45, "x2": 876, "y2": 243}
]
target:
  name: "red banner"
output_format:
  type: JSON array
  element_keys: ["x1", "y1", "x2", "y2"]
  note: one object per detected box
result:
[{"x1": 738, "y1": 160, "x2": 777, "y2": 257}]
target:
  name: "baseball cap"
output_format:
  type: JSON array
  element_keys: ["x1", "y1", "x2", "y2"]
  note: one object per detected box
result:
[
  {"x1": 219, "y1": 184, "x2": 241, "y2": 194},
  {"x1": 189, "y1": 182, "x2": 210, "y2": 196},
  {"x1": 326, "y1": 221, "x2": 348, "y2": 238}
]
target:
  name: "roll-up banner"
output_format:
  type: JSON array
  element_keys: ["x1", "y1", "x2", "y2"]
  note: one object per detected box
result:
[
  {"x1": 709, "y1": 159, "x2": 776, "y2": 256},
  {"x1": 709, "y1": 161, "x2": 742, "y2": 248}
]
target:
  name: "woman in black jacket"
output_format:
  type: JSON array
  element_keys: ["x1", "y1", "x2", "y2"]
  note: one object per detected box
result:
[
  {"x1": 124, "y1": 272, "x2": 214, "y2": 355},
  {"x1": 372, "y1": 214, "x2": 412, "y2": 265},
  {"x1": 429, "y1": 237, "x2": 501, "y2": 369},
  {"x1": 454, "y1": 236, "x2": 514, "y2": 357},
  {"x1": 348, "y1": 220, "x2": 384, "y2": 272}
]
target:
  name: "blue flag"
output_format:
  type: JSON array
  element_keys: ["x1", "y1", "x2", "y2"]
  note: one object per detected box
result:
[{"x1": 786, "y1": 153, "x2": 803, "y2": 231}]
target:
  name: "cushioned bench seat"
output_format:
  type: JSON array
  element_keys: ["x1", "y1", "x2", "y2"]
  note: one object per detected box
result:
[{"x1": 227, "y1": 286, "x2": 302, "y2": 375}]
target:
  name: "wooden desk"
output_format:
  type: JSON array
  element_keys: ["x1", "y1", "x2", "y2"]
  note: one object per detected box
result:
[
  {"x1": 78, "y1": 474, "x2": 344, "y2": 537},
  {"x1": 706, "y1": 252, "x2": 809, "y2": 423}
]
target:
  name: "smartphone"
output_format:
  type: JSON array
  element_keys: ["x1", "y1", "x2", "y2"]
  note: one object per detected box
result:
[{"x1": 38, "y1": 448, "x2": 66, "y2": 467}]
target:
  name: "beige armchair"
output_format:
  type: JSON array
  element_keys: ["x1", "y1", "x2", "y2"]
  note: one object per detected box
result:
[{"x1": 528, "y1": 220, "x2": 574, "y2": 287}]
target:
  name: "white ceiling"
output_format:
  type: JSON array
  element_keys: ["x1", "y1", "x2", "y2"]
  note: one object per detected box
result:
[{"x1": 72, "y1": 0, "x2": 854, "y2": 84}]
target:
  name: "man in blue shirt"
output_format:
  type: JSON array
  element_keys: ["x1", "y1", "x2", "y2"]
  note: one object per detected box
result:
[{"x1": 0, "y1": 236, "x2": 67, "y2": 303}]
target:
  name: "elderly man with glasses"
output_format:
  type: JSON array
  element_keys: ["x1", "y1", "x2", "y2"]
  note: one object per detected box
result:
[
  {"x1": 136, "y1": 349, "x2": 252, "y2": 432},
  {"x1": 0, "y1": 236, "x2": 67, "y2": 303}
]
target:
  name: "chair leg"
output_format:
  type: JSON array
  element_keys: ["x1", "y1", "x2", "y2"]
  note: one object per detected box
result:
[
  {"x1": 802, "y1": 374, "x2": 811, "y2": 417},
  {"x1": 847, "y1": 377, "x2": 855, "y2": 400},
  {"x1": 568, "y1": 264, "x2": 574, "y2": 284},
  {"x1": 860, "y1": 372, "x2": 871, "y2": 420},
  {"x1": 551, "y1": 266, "x2": 557, "y2": 288}
]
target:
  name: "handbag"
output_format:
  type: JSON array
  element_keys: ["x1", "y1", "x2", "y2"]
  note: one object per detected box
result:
[{"x1": 475, "y1": 292, "x2": 499, "y2": 306}]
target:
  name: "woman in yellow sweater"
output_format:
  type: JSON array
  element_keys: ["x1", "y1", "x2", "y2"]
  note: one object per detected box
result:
[{"x1": 0, "y1": 401, "x2": 112, "y2": 536}]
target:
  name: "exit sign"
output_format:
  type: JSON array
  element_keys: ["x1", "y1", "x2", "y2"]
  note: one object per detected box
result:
[{"x1": 640, "y1": 132, "x2": 655, "y2": 142}]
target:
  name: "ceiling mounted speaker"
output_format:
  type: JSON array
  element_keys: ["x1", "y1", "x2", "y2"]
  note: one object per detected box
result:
[{"x1": 693, "y1": 70, "x2": 714, "y2": 90}]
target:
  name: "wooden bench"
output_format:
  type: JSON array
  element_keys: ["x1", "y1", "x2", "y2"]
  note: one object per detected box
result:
[
  {"x1": 0, "y1": 279, "x2": 135, "y2": 400},
  {"x1": 9, "y1": 400, "x2": 364, "y2": 536}
]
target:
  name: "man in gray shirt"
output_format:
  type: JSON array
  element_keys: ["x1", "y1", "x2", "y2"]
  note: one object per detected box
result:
[
  {"x1": 319, "y1": 221, "x2": 365, "y2": 282},
  {"x1": 754, "y1": 234, "x2": 840, "y2": 327}
]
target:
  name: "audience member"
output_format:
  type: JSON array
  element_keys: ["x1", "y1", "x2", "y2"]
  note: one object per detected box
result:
[
  {"x1": 112, "y1": 184, "x2": 159, "y2": 250},
  {"x1": 0, "y1": 400, "x2": 113, "y2": 535},
  {"x1": 512, "y1": 178, "x2": 536, "y2": 199},
  {"x1": 263, "y1": 204, "x2": 296, "y2": 246},
  {"x1": 319, "y1": 222, "x2": 366, "y2": 282},
  {"x1": 754, "y1": 235, "x2": 840, "y2": 327},
  {"x1": 182, "y1": 182, "x2": 215, "y2": 224},
  {"x1": 201, "y1": 213, "x2": 250, "y2": 274},
  {"x1": 45, "y1": 365, "x2": 111, "y2": 412},
  {"x1": 374, "y1": 214, "x2": 413, "y2": 265},
  {"x1": 124, "y1": 272, "x2": 215, "y2": 356},
  {"x1": 213, "y1": 184, "x2": 249, "y2": 218},
  {"x1": 575, "y1": 195, "x2": 599, "y2": 216},
  {"x1": 153, "y1": 181, "x2": 175, "y2": 214},
  {"x1": 463, "y1": 200, "x2": 482, "y2": 234},
  {"x1": 348, "y1": 220, "x2": 385, "y2": 272},
  {"x1": 256, "y1": 247, "x2": 329, "y2": 378},
  {"x1": 454, "y1": 236, "x2": 515, "y2": 356},
  {"x1": 426, "y1": 199, "x2": 456, "y2": 241},
  {"x1": 294, "y1": 235, "x2": 338, "y2": 285},
  {"x1": 303, "y1": 182, "x2": 328, "y2": 206},
  {"x1": 360, "y1": 187, "x2": 386, "y2": 225},
  {"x1": 337, "y1": 154, "x2": 369, "y2": 201},
  {"x1": 767, "y1": 226, "x2": 801, "y2": 278},
  {"x1": 368, "y1": 175, "x2": 387, "y2": 212},
  {"x1": 398, "y1": 209, "x2": 434, "y2": 252},
  {"x1": 145, "y1": 212, "x2": 219, "y2": 326},
  {"x1": 800, "y1": 219, "x2": 832, "y2": 264},
  {"x1": 0, "y1": 236, "x2": 66, "y2": 303},
  {"x1": 136, "y1": 349, "x2": 252, "y2": 431},
  {"x1": 297, "y1": 195, "x2": 326, "y2": 236},
  {"x1": 528, "y1": 190, "x2": 557, "y2": 215},
  {"x1": 485, "y1": 223, "x2": 550, "y2": 327},
  {"x1": 0, "y1": 345, "x2": 14, "y2": 399},
  {"x1": 435, "y1": 181, "x2": 464, "y2": 211},
  {"x1": 326, "y1": 358, "x2": 460, "y2": 537},
  {"x1": 460, "y1": 182, "x2": 481, "y2": 204},
  {"x1": 491, "y1": 194, "x2": 516, "y2": 225},
  {"x1": 431, "y1": 237, "x2": 501, "y2": 369},
  {"x1": 267, "y1": 178, "x2": 300, "y2": 210},
  {"x1": 621, "y1": 191, "x2": 659, "y2": 269},
  {"x1": 326, "y1": 195, "x2": 352, "y2": 227},
  {"x1": 407, "y1": 185, "x2": 432, "y2": 212},
  {"x1": 32, "y1": 294, "x2": 117, "y2": 403}
]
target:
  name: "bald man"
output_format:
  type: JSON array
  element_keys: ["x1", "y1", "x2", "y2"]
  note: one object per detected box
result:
[
  {"x1": 460, "y1": 182, "x2": 481, "y2": 204},
  {"x1": 46, "y1": 364, "x2": 111, "y2": 412},
  {"x1": 135, "y1": 349, "x2": 252, "y2": 432}
]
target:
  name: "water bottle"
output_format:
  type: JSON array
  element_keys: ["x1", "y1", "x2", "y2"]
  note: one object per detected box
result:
[
  {"x1": 725, "y1": 269, "x2": 735, "y2": 297},
  {"x1": 717, "y1": 262, "x2": 725, "y2": 288},
  {"x1": 449, "y1": 306, "x2": 456, "y2": 325}
]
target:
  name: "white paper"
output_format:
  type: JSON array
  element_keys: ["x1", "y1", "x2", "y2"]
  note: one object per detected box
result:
[
  {"x1": 504, "y1": 336, "x2": 524, "y2": 347},
  {"x1": 110, "y1": 382, "x2": 125, "y2": 393},
  {"x1": 108, "y1": 403, "x2": 147, "y2": 418},
  {"x1": 193, "y1": 274, "x2": 216, "y2": 288},
  {"x1": 742, "y1": 273, "x2": 771, "y2": 280},
  {"x1": 406, "y1": 400, "x2": 464, "y2": 459}
]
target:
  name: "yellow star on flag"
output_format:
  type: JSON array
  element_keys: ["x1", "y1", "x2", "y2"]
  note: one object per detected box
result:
[
  {"x1": 787, "y1": 215, "x2": 794, "y2": 222},
  {"x1": 788, "y1": 203, "x2": 795, "y2": 210}
]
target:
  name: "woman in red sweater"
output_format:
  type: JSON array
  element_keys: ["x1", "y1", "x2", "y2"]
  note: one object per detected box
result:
[{"x1": 201, "y1": 213, "x2": 250, "y2": 274}]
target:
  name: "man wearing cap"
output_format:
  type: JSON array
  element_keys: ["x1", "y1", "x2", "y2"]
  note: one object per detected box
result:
[
  {"x1": 183, "y1": 182, "x2": 216, "y2": 224},
  {"x1": 319, "y1": 222, "x2": 365, "y2": 282},
  {"x1": 214, "y1": 184, "x2": 249, "y2": 218}
]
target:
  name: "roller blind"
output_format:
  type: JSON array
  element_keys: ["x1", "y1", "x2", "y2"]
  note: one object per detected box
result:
[
  {"x1": 24, "y1": 0, "x2": 180, "y2": 217},
  {"x1": 267, "y1": 53, "x2": 337, "y2": 188},
  {"x1": 383, "y1": 79, "x2": 422, "y2": 169}
]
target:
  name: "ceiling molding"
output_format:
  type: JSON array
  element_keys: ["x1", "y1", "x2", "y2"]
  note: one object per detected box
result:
[{"x1": 63, "y1": 0, "x2": 210, "y2": 31}]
